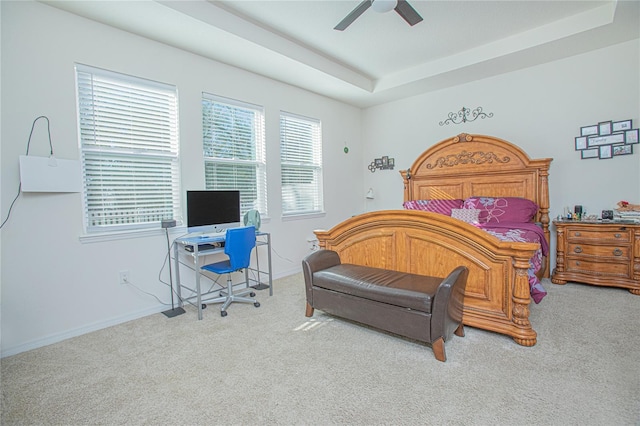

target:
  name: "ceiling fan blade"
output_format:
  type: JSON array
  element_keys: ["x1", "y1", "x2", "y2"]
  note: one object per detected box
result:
[
  {"x1": 334, "y1": 0, "x2": 372, "y2": 31},
  {"x1": 394, "y1": 0, "x2": 423, "y2": 26}
]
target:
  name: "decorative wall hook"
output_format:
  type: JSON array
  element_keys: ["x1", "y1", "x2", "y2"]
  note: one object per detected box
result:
[
  {"x1": 439, "y1": 106, "x2": 494, "y2": 126},
  {"x1": 368, "y1": 156, "x2": 394, "y2": 173}
]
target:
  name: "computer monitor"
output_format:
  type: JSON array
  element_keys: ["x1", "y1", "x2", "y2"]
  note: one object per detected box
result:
[{"x1": 186, "y1": 190, "x2": 241, "y2": 234}]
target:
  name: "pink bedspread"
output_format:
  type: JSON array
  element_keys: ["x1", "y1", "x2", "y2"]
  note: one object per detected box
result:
[{"x1": 478, "y1": 222, "x2": 547, "y2": 304}]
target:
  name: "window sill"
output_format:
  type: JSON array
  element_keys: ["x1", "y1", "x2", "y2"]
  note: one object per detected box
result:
[
  {"x1": 79, "y1": 226, "x2": 188, "y2": 244},
  {"x1": 281, "y1": 211, "x2": 326, "y2": 221}
]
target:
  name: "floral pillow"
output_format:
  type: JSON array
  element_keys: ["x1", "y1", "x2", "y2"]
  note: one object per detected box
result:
[
  {"x1": 403, "y1": 199, "x2": 464, "y2": 216},
  {"x1": 462, "y1": 197, "x2": 539, "y2": 224}
]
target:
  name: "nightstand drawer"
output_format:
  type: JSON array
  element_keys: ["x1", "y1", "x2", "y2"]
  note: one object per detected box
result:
[
  {"x1": 567, "y1": 243, "x2": 629, "y2": 259},
  {"x1": 566, "y1": 258, "x2": 629, "y2": 276},
  {"x1": 566, "y1": 228, "x2": 630, "y2": 242}
]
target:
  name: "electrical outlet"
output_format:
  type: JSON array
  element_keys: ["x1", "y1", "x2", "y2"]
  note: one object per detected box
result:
[
  {"x1": 119, "y1": 270, "x2": 130, "y2": 285},
  {"x1": 307, "y1": 237, "x2": 319, "y2": 251}
]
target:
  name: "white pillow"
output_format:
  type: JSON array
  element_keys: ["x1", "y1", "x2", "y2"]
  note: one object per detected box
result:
[{"x1": 451, "y1": 208, "x2": 480, "y2": 224}]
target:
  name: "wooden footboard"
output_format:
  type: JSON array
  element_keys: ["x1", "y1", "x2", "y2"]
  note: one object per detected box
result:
[{"x1": 314, "y1": 210, "x2": 540, "y2": 346}]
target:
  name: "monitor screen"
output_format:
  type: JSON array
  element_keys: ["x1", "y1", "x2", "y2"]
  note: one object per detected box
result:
[{"x1": 186, "y1": 190, "x2": 241, "y2": 233}]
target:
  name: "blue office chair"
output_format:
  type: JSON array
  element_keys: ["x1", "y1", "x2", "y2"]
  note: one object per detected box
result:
[{"x1": 201, "y1": 226, "x2": 260, "y2": 317}]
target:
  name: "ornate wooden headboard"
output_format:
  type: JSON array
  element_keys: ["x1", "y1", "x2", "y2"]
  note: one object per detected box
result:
[{"x1": 400, "y1": 133, "x2": 553, "y2": 272}]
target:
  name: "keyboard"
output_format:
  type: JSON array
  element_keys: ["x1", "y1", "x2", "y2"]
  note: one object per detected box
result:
[{"x1": 184, "y1": 242, "x2": 224, "y2": 252}]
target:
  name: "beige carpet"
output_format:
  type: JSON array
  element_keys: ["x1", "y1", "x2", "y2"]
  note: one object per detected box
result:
[{"x1": 2, "y1": 273, "x2": 639, "y2": 425}]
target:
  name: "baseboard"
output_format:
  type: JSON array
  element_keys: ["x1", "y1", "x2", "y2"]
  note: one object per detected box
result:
[
  {"x1": 272, "y1": 266, "x2": 301, "y2": 280},
  {"x1": 1, "y1": 269, "x2": 304, "y2": 358},
  {"x1": 1, "y1": 304, "x2": 166, "y2": 358}
]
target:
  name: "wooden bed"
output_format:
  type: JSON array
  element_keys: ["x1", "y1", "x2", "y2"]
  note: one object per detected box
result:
[{"x1": 314, "y1": 134, "x2": 552, "y2": 346}]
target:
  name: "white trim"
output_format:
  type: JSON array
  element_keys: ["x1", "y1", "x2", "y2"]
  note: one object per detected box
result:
[
  {"x1": 202, "y1": 91, "x2": 264, "y2": 112},
  {"x1": 1, "y1": 304, "x2": 165, "y2": 358},
  {"x1": 0, "y1": 268, "x2": 300, "y2": 358},
  {"x1": 75, "y1": 63, "x2": 176, "y2": 92},
  {"x1": 282, "y1": 211, "x2": 326, "y2": 221},
  {"x1": 79, "y1": 226, "x2": 188, "y2": 244}
]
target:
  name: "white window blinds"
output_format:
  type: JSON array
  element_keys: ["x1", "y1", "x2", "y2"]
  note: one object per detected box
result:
[
  {"x1": 202, "y1": 94, "x2": 267, "y2": 216},
  {"x1": 76, "y1": 64, "x2": 181, "y2": 233},
  {"x1": 280, "y1": 111, "x2": 323, "y2": 216}
]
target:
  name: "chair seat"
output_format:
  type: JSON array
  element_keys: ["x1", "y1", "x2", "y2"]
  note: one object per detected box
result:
[{"x1": 202, "y1": 260, "x2": 234, "y2": 275}]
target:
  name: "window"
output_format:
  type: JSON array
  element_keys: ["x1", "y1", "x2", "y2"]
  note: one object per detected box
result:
[
  {"x1": 280, "y1": 112, "x2": 323, "y2": 216},
  {"x1": 202, "y1": 94, "x2": 267, "y2": 216},
  {"x1": 76, "y1": 65, "x2": 181, "y2": 234}
]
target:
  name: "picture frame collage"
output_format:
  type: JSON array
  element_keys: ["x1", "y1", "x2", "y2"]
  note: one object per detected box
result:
[
  {"x1": 575, "y1": 119, "x2": 638, "y2": 160},
  {"x1": 368, "y1": 155, "x2": 395, "y2": 173}
]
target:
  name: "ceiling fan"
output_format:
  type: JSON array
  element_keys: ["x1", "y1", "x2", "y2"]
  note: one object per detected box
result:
[{"x1": 334, "y1": 0, "x2": 423, "y2": 31}]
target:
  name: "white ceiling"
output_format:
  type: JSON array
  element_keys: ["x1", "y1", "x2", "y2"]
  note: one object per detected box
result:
[{"x1": 42, "y1": 0, "x2": 640, "y2": 108}]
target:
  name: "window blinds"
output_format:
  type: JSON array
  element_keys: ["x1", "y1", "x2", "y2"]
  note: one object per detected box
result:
[
  {"x1": 280, "y1": 111, "x2": 323, "y2": 215},
  {"x1": 76, "y1": 64, "x2": 181, "y2": 233},
  {"x1": 202, "y1": 93, "x2": 267, "y2": 216}
]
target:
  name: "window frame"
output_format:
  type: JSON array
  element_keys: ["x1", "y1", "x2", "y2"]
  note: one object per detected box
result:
[
  {"x1": 279, "y1": 111, "x2": 324, "y2": 218},
  {"x1": 201, "y1": 93, "x2": 268, "y2": 218},
  {"x1": 75, "y1": 64, "x2": 181, "y2": 238}
]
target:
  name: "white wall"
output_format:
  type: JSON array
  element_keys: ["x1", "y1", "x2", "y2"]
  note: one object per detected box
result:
[
  {"x1": 0, "y1": 1, "x2": 363, "y2": 356},
  {"x1": 362, "y1": 38, "x2": 640, "y2": 269}
]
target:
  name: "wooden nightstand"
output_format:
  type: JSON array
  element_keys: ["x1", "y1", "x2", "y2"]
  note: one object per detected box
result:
[{"x1": 552, "y1": 220, "x2": 640, "y2": 295}]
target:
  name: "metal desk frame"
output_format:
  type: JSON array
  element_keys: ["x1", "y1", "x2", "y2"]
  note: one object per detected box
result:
[{"x1": 173, "y1": 232, "x2": 272, "y2": 320}]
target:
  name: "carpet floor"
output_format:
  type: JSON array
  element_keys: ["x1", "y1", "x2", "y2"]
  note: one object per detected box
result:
[{"x1": 2, "y1": 273, "x2": 639, "y2": 425}]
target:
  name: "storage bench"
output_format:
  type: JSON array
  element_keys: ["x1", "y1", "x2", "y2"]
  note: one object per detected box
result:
[{"x1": 302, "y1": 250, "x2": 469, "y2": 362}]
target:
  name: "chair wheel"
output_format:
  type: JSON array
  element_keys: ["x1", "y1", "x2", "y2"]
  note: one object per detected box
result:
[
  {"x1": 221, "y1": 310, "x2": 228, "y2": 317},
  {"x1": 250, "y1": 292, "x2": 256, "y2": 297},
  {"x1": 254, "y1": 302, "x2": 260, "y2": 308}
]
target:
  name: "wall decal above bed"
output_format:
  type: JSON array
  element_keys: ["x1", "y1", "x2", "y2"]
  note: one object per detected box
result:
[
  {"x1": 438, "y1": 106, "x2": 494, "y2": 126},
  {"x1": 575, "y1": 119, "x2": 638, "y2": 159}
]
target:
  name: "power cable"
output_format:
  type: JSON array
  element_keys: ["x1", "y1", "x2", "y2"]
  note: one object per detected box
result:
[{"x1": 1, "y1": 116, "x2": 54, "y2": 229}]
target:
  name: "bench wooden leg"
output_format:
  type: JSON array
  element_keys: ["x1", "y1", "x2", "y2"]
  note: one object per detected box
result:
[
  {"x1": 305, "y1": 302, "x2": 314, "y2": 317},
  {"x1": 432, "y1": 337, "x2": 446, "y2": 362},
  {"x1": 454, "y1": 323, "x2": 465, "y2": 337}
]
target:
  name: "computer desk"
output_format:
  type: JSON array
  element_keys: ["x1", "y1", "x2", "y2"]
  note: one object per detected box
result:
[{"x1": 173, "y1": 231, "x2": 273, "y2": 320}]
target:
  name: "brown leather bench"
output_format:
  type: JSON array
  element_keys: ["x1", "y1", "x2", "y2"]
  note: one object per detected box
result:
[{"x1": 302, "y1": 250, "x2": 469, "y2": 362}]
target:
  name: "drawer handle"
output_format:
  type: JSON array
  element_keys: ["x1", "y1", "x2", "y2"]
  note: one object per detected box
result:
[
  {"x1": 574, "y1": 232, "x2": 581, "y2": 237},
  {"x1": 613, "y1": 248, "x2": 622, "y2": 256},
  {"x1": 574, "y1": 246, "x2": 582, "y2": 254},
  {"x1": 615, "y1": 233, "x2": 621, "y2": 238}
]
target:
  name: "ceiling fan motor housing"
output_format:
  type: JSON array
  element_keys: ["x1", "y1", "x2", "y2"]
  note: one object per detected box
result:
[
  {"x1": 371, "y1": 0, "x2": 398, "y2": 13},
  {"x1": 334, "y1": 0, "x2": 423, "y2": 31}
]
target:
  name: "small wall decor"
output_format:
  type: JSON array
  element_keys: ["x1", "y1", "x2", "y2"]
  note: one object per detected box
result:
[
  {"x1": 439, "y1": 106, "x2": 494, "y2": 126},
  {"x1": 368, "y1": 156, "x2": 394, "y2": 173},
  {"x1": 575, "y1": 119, "x2": 638, "y2": 160}
]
